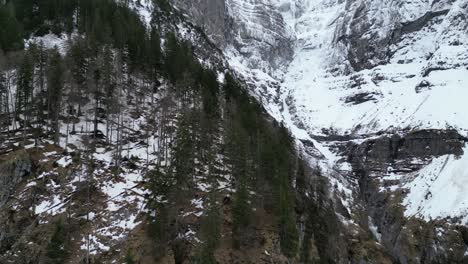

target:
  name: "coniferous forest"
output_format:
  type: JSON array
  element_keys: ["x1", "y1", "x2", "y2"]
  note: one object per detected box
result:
[{"x1": 0, "y1": 0, "x2": 341, "y2": 263}]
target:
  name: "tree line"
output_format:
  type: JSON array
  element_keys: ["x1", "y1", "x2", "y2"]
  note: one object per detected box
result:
[
  {"x1": 0, "y1": 0, "x2": 306, "y2": 262},
  {"x1": 145, "y1": 40, "x2": 302, "y2": 262}
]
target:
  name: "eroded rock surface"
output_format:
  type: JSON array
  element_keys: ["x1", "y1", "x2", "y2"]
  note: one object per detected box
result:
[{"x1": 0, "y1": 151, "x2": 32, "y2": 207}]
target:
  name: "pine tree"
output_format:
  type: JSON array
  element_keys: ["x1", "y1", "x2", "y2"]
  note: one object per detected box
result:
[
  {"x1": 164, "y1": 33, "x2": 194, "y2": 85},
  {"x1": 163, "y1": 32, "x2": 180, "y2": 84},
  {"x1": 0, "y1": 70, "x2": 8, "y2": 128},
  {"x1": 275, "y1": 161, "x2": 299, "y2": 258},
  {"x1": 90, "y1": 58, "x2": 101, "y2": 139},
  {"x1": 148, "y1": 203, "x2": 171, "y2": 260},
  {"x1": 296, "y1": 158, "x2": 307, "y2": 195},
  {"x1": 29, "y1": 42, "x2": 48, "y2": 128},
  {"x1": 232, "y1": 172, "x2": 250, "y2": 248},
  {"x1": 200, "y1": 69, "x2": 219, "y2": 118},
  {"x1": 228, "y1": 121, "x2": 251, "y2": 248},
  {"x1": 196, "y1": 192, "x2": 220, "y2": 264},
  {"x1": 45, "y1": 220, "x2": 68, "y2": 264},
  {"x1": 67, "y1": 36, "x2": 89, "y2": 118},
  {"x1": 0, "y1": 2, "x2": 24, "y2": 52},
  {"x1": 300, "y1": 214, "x2": 314, "y2": 264},
  {"x1": 16, "y1": 49, "x2": 34, "y2": 144},
  {"x1": 99, "y1": 45, "x2": 117, "y2": 142},
  {"x1": 124, "y1": 249, "x2": 136, "y2": 264},
  {"x1": 223, "y1": 73, "x2": 241, "y2": 101},
  {"x1": 145, "y1": 168, "x2": 175, "y2": 261},
  {"x1": 16, "y1": 51, "x2": 33, "y2": 114},
  {"x1": 148, "y1": 27, "x2": 162, "y2": 91},
  {"x1": 171, "y1": 110, "x2": 195, "y2": 194},
  {"x1": 47, "y1": 47, "x2": 64, "y2": 144}
]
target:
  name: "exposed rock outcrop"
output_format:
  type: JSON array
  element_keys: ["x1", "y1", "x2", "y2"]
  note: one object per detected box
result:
[
  {"x1": 173, "y1": 0, "x2": 227, "y2": 46},
  {"x1": 173, "y1": 0, "x2": 294, "y2": 74},
  {"x1": 345, "y1": 130, "x2": 468, "y2": 263},
  {"x1": 347, "y1": 129, "x2": 466, "y2": 172},
  {"x1": 0, "y1": 151, "x2": 32, "y2": 207}
]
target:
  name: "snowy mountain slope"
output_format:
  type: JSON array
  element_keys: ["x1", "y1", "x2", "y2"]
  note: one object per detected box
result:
[
  {"x1": 403, "y1": 145, "x2": 468, "y2": 224},
  {"x1": 173, "y1": 0, "x2": 468, "y2": 249},
  {"x1": 276, "y1": 0, "x2": 468, "y2": 227},
  {"x1": 225, "y1": 0, "x2": 294, "y2": 71},
  {"x1": 282, "y1": 0, "x2": 468, "y2": 136}
]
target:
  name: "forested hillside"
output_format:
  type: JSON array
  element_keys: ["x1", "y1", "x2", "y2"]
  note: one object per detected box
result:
[{"x1": 0, "y1": 1, "x2": 345, "y2": 263}]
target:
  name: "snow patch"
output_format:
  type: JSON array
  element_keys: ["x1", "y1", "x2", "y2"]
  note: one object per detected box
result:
[{"x1": 403, "y1": 145, "x2": 468, "y2": 223}]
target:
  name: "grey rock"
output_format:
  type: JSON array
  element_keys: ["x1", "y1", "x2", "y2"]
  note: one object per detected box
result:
[
  {"x1": 345, "y1": 130, "x2": 468, "y2": 263},
  {"x1": 173, "y1": 0, "x2": 294, "y2": 74},
  {"x1": 0, "y1": 152, "x2": 32, "y2": 207},
  {"x1": 173, "y1": 0, "x2": 227, "y2": 46}
]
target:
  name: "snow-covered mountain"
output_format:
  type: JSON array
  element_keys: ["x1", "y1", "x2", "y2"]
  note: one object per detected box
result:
[
  {"x1": 174, "y1": 0, "x2": 468, "y2": 261},
  {"x1": 276, "y1": 0, "x2": 468, "y2": 229},
  {"x1": 2, "y1": 0, "x2": 468, "y2": 262},
  {"x1": 281, "y1": 0, "x2": 468, "y2": 135}
]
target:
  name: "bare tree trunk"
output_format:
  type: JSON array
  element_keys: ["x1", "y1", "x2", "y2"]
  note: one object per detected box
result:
[
  {"x1": 116, "y1": 112, "x2": 121, "y2": 168},
  {"x1": 106, "y1": 110, "x2": 109, "y2": 144},
  {"x1": 93, "y1": 86, "x2": 99, "y2": 139},
  {"x1": 65, "y1": 111, "x2": 70, "y2": 149}
]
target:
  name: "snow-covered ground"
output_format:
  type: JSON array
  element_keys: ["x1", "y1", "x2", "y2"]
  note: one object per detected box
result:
[
  {"x1": 127, "y1": 0, "x2": 153, "y2": 27},
  {"x1": 284, "y1": 56, "x2": 468, "y2": 136},
  {"x1": 25, "y1": 33, "x2": 72, "y2": 55}
]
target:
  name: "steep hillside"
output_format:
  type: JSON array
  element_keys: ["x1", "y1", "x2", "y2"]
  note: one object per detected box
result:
[
  {"x1": 0, "y1": 0, "x2": 350, "y2": 263},
  {"x1": 173, "y1": 0, "x2": 468, "y2": 263},
  {"x1": 1, "y1": 0, "x2": 468, "y2": 263}
]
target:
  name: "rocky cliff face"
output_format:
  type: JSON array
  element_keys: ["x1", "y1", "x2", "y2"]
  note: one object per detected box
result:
[
  {"x1": 174, "y1": 0, "x2": 294, "y2": 74},
  {"x1": 332, "y1": 0, "x2": 468, "y2": 73},
  {"x1": 344, "y1": 129, "x2": 468, "y2": 263},
  {"x1": 173, "y1": 0, "x2": 227, "y2": 45},
  {"x1": 173, "y1": 0, "x2": 468, "y2": 262}
]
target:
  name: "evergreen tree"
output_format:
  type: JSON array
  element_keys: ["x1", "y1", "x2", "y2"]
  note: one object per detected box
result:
[
  {"x1": 223, "y1": 73, "x2": 241, "y2": 101},
  {"x1": 274, "y1": 137, "x2": 299, "y2": 258},
  {"x1": 164, "y1": 33, "x2": 194, "y2": 85},
  {"x1": 100, "y1": 45, "x2": 116, "y2": 105},
  {"x1": 296, "y1": 158, "x2": 307, "y2": 195},
  {"x1": 300, "y1": 214, "x2": 314, "y2": 264},
  {"x1": 29, "y1": 42, "x2": 49, "y2": 127},
  {"x1": 199, "y1": 69, "x2": 219, "y2": 118},
  {"x1": 45, "y1": 220, "x2": 68, "y2": 264},
  {"x1": 232, "y1": 172, "x2": 250, "y2": 248},
  {"x1": 171, "y1": 110, "x2": 196, "y2": 194},
  {"x1": 0, "y1": 70, "x2": 8, "y2": 127},
  {"x1": 228, "y1": 120, "x2": 252, "y2": 248},
  {"x1": 148, "y1": 27, "x2": 162, "y2": 90},
  {"x1": 146, "y1": 169, "x2": 174, "y2": 260},
  {"x1": 124, "y1": 249, "x2": 136, "y2": 264},
  {"x1": 16, "y1": 50, "x2": 34, "y2": 120},
  {"x1": 47, "y1": 47, "x2": 64, "y2": 144},
  {"x1": 196, "y1": 193, "x2": 220, "y2": 264},
  {"x1": 0, "y1": 2, "x2": 24, "y2": 52},
  {"x1": 67, "y1": 36, "x2": 89, "y2": 117}
]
